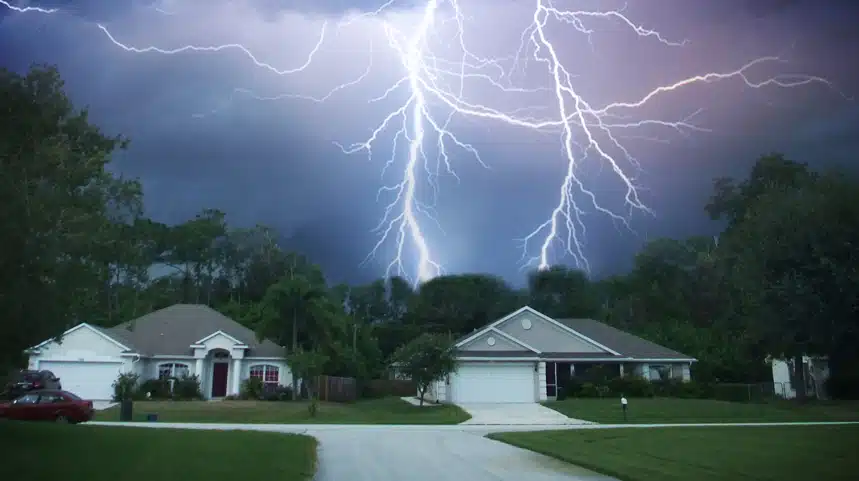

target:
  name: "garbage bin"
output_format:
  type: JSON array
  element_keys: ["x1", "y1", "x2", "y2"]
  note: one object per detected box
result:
[{"x1": 119, "y1": 399, "x2": 133, "y2": 421}]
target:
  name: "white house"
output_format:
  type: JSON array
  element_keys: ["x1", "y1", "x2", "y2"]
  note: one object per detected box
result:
[
  {"x1": 424, "y1": 306, "x2": 697, "y2": 404},
  {"x1": 25, "y1": 304, "x2": 291, "y2": 400}
]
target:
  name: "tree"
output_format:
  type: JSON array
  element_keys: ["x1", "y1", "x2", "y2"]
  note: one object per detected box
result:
[
  {"x1": 256, "y1": 266, "x2": 334, "y2": 398},
  {"x1": 726, "y1": 173, "x2": 859, "y2": 399},
  {"x1": 286, "y1": 348, "x2": 329, "y2": 416},
  {"x1": 527, "y1": 266, "x2": 600, "y2": 319},
  {"x1": 408, "y1": 274, "x2": 519, "y2": 336},
  {"x1": 0, "y1": 65, "x2": 142, "y2": 367},
  {"x1": 390, "y1": 333, "x2": 457, "y2": 406}
]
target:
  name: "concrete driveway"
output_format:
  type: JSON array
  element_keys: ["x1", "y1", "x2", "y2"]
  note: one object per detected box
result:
[
  {"x1": 88, "y1": 422, "x2": 615, "y2": 480},
  {"x1": 312, "y1": 427, "x2": 615, "y2": 481},
  {"x1": 458, "y1": 403, "x2": 592, "y2": 425}
]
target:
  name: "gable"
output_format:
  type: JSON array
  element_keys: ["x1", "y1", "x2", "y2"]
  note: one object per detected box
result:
[
  {"x1": 495, "y1": 310, "x2": 609, "y2": 354},
  {"x1": 31, "y1": 324, "x2": 127, "y2": 358},
  {"x1": 193, "y1": 331, "x2": 247, "y2": 351},
  {"x1": 458, "y1": 330, "x2": 534, "y2": 353}
]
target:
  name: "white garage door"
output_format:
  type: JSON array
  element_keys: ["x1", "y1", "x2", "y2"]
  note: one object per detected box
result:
[
  {"x1": 38, "y1": 361, "x2": 122, "y2": 400},
  {"x1": 451, "y1": 362, "x2": 536, "y2": 403}
]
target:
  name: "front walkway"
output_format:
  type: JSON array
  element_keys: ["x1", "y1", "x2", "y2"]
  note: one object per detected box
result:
[{"x1": 457, "y1": 403, "x2": 593, "y2": 425}]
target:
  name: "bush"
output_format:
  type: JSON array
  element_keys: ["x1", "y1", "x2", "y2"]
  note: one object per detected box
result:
[
  {"x1": 263, "y1": 383, "x2": 293, "y2": 401},
  {"x1": 825, "y1": 371, "x2": 859, "y2": 400},
  {"x1": 607, "y1": 377, "x2": 655, "y2": 398},
  {"x1": 361, "y1": 379, "x2": 417, "y2": 399},
  {"x1": 112, "y1": 372, "x2": 140, "y2": 401},
  {"x1": 561, "y1": 377, "x2": 584, "y2": 397},
  {"x1": 138, "y1": 378, "x2": 170, "y2": 399},
  {"x1": 172, "y1": 374, "x2": 203, "y2": 400},
  {"x1": 240, "y1": 377, "x2": 265, "y2": 400},
  {"x1": 579, "y1": 382, "x2": 610, "y2": 398}
]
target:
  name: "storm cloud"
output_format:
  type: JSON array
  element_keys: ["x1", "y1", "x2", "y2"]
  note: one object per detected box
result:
[{"x1": 2, "y1": 0, "x2": 857, "y2": 284}]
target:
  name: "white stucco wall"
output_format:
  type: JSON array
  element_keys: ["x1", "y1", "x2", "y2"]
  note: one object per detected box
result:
[{"x1": 28, "y1": 324, "x2": 135, "y2": 374}]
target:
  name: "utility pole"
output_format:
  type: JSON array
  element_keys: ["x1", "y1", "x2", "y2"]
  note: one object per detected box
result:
[{"x1": 352, "y1": 318, "x2": 358, "y2": 351}]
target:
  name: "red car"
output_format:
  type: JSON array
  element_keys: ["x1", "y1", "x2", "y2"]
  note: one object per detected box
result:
[{"x1": 0, "y1": 390, "x2": 94, "y2": 424}]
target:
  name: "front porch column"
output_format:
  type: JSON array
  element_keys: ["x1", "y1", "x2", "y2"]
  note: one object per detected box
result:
[
  {"x1": 538, "y1": 362, "x2": 547, "y2": 401},
  {"x1": 619, "y1": 364, "x2": 625, "y2": 378},
  {"x1": 231, "y1": 358, "x2": 242, "y2": 395},
  {"x1": 195, "y1": 358, "x2": 204, "y2": 379}
]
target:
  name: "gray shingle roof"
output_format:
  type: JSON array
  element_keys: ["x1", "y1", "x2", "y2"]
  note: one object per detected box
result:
[
  {"x1": 555, "y1": 318, "x2": 694, "y2": 361},
  {"x1": 104, "y1": 304, "x2": 286, "y2": 358}
]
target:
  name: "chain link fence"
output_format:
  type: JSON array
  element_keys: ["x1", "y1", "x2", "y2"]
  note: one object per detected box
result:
[{"x1": 710, "y1": 382, "x2": 789, "y2": 403}]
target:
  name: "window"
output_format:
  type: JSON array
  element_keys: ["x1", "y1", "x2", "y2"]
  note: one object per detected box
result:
[
  {"x1": 38, "y1": 393, "x2": 66, "y2": 404},
  {"x1": 158, "y1": 363, "x2": 190, "y2": 380},
  {"x1": 649, "y1": 365, "x2": 671, "y2": 381},
  {"x1": 249, "y1": 365, "x2": 279, "y2": 384},
  {"x1": 13, "y1": 393, "x2": 40, "y2": 405}
]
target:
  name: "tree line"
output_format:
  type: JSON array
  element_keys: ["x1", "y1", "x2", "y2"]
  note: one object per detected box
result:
[{"x1": 3, "y1": 65, "x2": 857, "y2": 400}]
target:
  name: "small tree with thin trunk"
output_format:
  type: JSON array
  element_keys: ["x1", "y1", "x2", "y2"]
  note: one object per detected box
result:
[
  {"x1": 287, "y1": 348, "x2": 329, "y2": 417},
  {"x1": 390, "y1": 333, "x2": 457, "y2": 406}
]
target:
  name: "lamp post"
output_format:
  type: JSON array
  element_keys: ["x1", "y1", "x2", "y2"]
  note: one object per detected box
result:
[{"x1": 621, "y1": 394, "x2": 628, "y2": 422}]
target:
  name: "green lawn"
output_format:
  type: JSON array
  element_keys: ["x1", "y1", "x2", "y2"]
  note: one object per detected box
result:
[
  {"x1": 545, "y1": 397, "x2": 859, "y2": 424},
  {"x1": 0, "y1": 421, "x2": 317, "y2": 481},
  {"x1": 96, "y1": 397, "x2": 471, "y2": 424},
  {"x1": 489, "y1": 425, "x2": 859, "y2": 481}
]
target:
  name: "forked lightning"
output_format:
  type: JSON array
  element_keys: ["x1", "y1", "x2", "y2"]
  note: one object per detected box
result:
[{"x1": 3, "y1": 0, "x2": 836, "y2": 285}]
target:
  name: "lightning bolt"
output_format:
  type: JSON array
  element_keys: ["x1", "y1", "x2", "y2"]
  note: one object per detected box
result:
[
  {"x1": 0, "y1": 0, "x2": 55, "y2": 14},
  {"x1": 3, "y1": 0, "x2": 840, "y2": 286}
]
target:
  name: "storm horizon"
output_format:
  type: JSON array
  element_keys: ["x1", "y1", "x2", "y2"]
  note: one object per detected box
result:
[{"x1": 3, "y1": 0, "x2": 858, "y2": 285}]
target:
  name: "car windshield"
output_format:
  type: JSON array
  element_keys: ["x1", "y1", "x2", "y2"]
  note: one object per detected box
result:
[{"x1": 21, "y1": 372, "x2": 40, "y2": 382}]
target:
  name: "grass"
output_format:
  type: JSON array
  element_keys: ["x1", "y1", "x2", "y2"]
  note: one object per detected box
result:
[
  {"x1": 545, "y1": 397, "x2": 859, "y2": 424},
  {"x1": 489, "y1": 425, "x2": 859, "y2": 481},
  {"x1": 95, "y1": 396, "x2": 471, "y2": 424},
  {"x1": 0, "y1": 420, "x2": 317, "y2": 481}
]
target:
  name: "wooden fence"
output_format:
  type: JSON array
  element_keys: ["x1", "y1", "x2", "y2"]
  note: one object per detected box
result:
[
  {"x1": 364, "y1": 379, "x2": 417, "y2": 398},
  {"x1": 315, "y1": 375, "x2": 357, "y2": 402}
]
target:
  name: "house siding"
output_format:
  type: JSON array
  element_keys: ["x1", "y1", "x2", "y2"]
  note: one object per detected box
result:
[
  {"x1": 496, "y1": 312, "x2": 606, "y2": 353},
  {"x1": 458, "y1": 330, "x2": 529, "y2": 352},
  {"x1": 28, "y1": 325, "x2": 134, "y2": 374}
]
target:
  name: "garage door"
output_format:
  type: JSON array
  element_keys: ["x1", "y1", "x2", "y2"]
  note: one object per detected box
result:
[
  {"x1": 38, "y1": 361, "x2": 122, "y2": 400},
  {"x1": 450, "y1": 362, "x2": 536, "y2": 403}
]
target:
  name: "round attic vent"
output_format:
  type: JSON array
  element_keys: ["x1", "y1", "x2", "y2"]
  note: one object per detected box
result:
[
  {"x1": 487, "y1": 336, "x2": 496, "y2": 346},
  {"x1": 521, "y1": 318, "x2": 532, "y2": 330}
]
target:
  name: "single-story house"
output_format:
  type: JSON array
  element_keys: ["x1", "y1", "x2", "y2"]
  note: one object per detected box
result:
[
  {"x1": 25, "y1": 304, "x2": 291, "y2": 400},
  {"x1": 425, "y1": 306, "x2": 696, "y2": 404}
]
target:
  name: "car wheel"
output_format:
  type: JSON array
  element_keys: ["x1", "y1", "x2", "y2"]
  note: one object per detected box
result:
[{"x1": 55, "y1": 415, "x2": 70, "y2": 424}]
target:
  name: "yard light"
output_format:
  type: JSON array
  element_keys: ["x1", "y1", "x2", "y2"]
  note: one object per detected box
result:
[{"x1": 620, "y1": 394, "x2": 628, "y2": 422}]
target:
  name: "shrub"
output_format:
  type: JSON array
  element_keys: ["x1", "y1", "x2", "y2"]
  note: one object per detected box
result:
[
  {"x1": 138, "y1": 378, "x2": 171, "y2": 399},
  {"x1": 112, "y1": 372, "x2": 140, "y2": 402},
  {"x1": 240, "y1": 377, "x2": 264, "y2": 400},
  {"x1": 825, "y1": 371, "x2": 859, "y2": 400},
  {"x1": 561, "y1": 377, "x2": 584, "y2": 397},
  {"x1": 607, "y1": 377, "x2": 655, "y2": 398},
  {"x1": 579, "y1": 382, "x2": 610, "y2": 398},
  {"x1": 262, "y1": 383, "x2": 293, "y2": 401},
  {"x1": 173, "y1": 374, "x2": 203, "y2": 400}
]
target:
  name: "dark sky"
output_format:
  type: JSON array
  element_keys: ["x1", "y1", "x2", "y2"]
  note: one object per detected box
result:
[{"x1": 2, "y1": 0, "x2": 858, "y2": 285}]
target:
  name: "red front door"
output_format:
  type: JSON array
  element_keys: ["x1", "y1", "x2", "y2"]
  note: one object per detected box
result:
[{"x1": 211, "y1": 363, "x2": 229, "y2": 398}]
